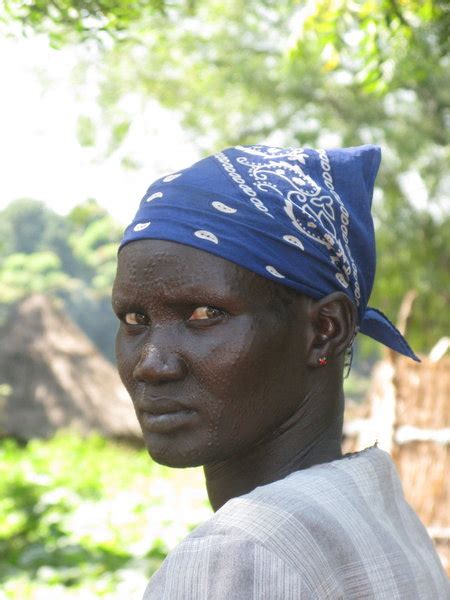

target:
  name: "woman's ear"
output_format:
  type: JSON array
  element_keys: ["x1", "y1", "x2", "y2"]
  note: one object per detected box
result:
[{"x1": 306, "y1": 292, "x2": 357, "y2": 368}]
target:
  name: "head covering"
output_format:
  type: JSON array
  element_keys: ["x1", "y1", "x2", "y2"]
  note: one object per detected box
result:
[{"x1": 120, "y1": 144, "x2": 419, "y2": 361}]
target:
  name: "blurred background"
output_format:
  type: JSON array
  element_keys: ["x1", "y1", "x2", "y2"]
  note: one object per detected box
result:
[{"x1": 0, "y1": 0, "x2": 449, "y2": 597}]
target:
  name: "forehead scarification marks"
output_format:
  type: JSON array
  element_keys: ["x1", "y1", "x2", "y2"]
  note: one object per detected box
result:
[
  {"x1": 127, "y1": 246, "x2": 140, "y2": 293},
  {"x1": 123, "y1": 245, "x2": 152, "y2": 294}
]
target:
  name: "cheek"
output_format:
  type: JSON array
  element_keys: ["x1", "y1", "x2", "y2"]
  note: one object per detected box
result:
[
  {"x1": 115, "y1": 329, "x2": 141, "y2": 390},
  {"x1": 194, "y1": 316, "x2": 303, "y2": 433}
]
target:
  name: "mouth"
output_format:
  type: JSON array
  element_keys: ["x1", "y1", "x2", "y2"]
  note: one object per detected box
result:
[
  {"x1": 135, "y1": 397, "x2": 197, "y2": 433},
  {"x1": 140, "y1": 409, "x2": 197, "y2": 433}
]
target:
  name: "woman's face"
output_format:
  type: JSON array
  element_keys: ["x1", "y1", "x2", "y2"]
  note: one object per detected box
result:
[{"x1": 112, "y1": 239, "x2": 312, "y2": 468}]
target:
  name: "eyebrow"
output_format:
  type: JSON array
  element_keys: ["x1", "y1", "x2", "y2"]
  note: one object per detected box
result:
[{"x1": 111, "y1": 283, "x2": 245, "y2": 314}]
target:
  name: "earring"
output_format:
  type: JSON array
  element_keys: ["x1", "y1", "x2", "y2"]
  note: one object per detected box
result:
[{"x1": 318, "y1": 355, "x2": 328, "y2": 366}]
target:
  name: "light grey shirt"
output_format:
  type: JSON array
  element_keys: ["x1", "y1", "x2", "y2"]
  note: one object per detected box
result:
[{"x1": 144, "y1": 448, "x2": 449, "y2": 599}]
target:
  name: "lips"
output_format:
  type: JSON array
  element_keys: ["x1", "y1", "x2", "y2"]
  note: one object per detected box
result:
[
  {"x1": 135, "y1": 397, "x2": 193, "y2": 415},
  {"x1": 135, "y1": 397, "x2": 197, "y2": 433}
]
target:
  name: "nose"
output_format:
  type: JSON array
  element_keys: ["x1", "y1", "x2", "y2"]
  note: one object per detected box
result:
[{"x1": 133, "y1": 329, "x2": 187, "y2": 384}]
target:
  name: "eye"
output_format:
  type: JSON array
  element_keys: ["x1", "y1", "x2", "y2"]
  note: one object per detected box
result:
[
  {"x1": 124, "y1": 312, "x2": 149, "y2": 325},
  {"x1": 188, "y1": 306, "x2": 224, "y2": 321}
]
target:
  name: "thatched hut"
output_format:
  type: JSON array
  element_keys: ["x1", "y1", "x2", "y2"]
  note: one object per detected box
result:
[
  {"x1": 0, "y1": 294, "x2": 141, "y2": 441},
  {"x1": 343, "y1": 351, "x2": 450, "y2": 575}
]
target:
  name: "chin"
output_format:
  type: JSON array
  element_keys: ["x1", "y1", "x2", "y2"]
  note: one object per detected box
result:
[
  {"x1": 148, "y1": 448, "x2": 205, "y2": 469},
  {"x1": 142, "y1": 431, "x2": 208, "y2": 469}
]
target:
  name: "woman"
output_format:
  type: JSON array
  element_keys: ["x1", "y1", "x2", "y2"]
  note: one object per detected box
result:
[{"x1": 112, "y1": 144, "x2": 449, "y2": 598}]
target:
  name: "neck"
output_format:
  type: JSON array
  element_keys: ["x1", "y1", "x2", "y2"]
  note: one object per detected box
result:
[{"x1": 204, "y1": 387, "x2": 344, "y2": 512}]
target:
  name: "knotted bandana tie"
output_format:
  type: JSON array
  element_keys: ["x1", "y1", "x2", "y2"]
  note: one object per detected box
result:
[{"x1": 119, "y1": 144, "x2": 419, "y2": 361}]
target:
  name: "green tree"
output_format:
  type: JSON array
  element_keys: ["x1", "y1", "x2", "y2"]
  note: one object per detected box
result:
[
  {"x1": 3, "y1": 0, "x2": 449, "y2": 352},
  {"x1": 0, "y1": 199, "x2": 121, "y2": 360},
  {"x1": 65, "y1": 200, "x2": 123, "y2": 359},
  {"x1": 0, "y1": 252, "x2": 71, "y2": 304},
  {"x1": 375, "y1": 210, "x2": 450, "y2": 352},
  {"x1": 1, "y1": 0, "x2": 183, "y2": 46},
  {"x1": 0, "y1": 199, "x2": 78, "y2": 275},
  {"x1": 78, "y1": 0, "x2": 450, "y2": 352},
  {"x1": 68, "y1": 199, "x2": 123, "y2": 295}
]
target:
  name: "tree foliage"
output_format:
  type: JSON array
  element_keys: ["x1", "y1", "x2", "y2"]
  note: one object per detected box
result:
[
  {"x1": 2, "y1": 0, "x2": 182, "y2": 46},
  {"x1": 0, "y1": 199, "x2": 122, "y2": 360},
  {"x1": 3, "y1": 1, "x2": 449, "y2": 353},
  {"x1": 0, "y1": 252, "x2": 70, "y2": 304}
]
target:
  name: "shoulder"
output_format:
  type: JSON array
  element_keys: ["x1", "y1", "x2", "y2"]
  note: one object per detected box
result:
[
  {"x1": 144, "y1": 449, "x2": 450, "y2": 599},
  {"x1": 144, "y1": 531, "x2": 314, "y2": 599},
  {"x1": 144, "y1": 452, "x2": 376, "y2": 600},
  {"x1": 205, "y1": 448, "x2": 393, "y2": 553}
]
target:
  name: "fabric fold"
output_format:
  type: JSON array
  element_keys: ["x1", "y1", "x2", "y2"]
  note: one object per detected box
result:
[{"x1": 360, "y1": 307, "x2": 420, "y2": 361}]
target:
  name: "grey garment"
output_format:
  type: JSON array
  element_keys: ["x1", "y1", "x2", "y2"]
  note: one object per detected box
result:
[{"x1": 143, "y1": 448, "x2": 449, "y2": 599}]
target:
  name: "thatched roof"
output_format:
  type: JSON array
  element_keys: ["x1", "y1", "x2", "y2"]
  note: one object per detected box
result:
[{"x1": 0, "y1": 294, "x2": 141, "y2": 441}]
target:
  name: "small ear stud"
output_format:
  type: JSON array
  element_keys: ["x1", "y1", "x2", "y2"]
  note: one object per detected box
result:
[{"x1": 318, "y1": 355, "x2": 328, "y2": 366}]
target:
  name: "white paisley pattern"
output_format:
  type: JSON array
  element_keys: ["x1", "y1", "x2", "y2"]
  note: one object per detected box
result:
[{"x1": 216, "y1": 145, "x2": 361, "y2": 306}]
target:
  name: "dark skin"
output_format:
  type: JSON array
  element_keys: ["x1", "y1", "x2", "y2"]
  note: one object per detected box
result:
[{"x1": 112, "y1": 239, "x2": 357, "y2": 511}]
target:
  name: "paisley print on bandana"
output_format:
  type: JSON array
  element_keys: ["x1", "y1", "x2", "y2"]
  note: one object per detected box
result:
[
  {"x1": 120, "y1": 143, "x2": 420, "y2": 361},
  {"x1": 219, "y1": 145, "x2": 360, "y2": 305}
]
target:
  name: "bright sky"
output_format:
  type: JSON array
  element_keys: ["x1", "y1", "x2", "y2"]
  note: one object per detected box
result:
[
  {"x1": 0, "y1": 36, "x2": 199, "y2": 225},
  {"x1": 2, "y1": 36, "x2": 446, "y2": 227}
]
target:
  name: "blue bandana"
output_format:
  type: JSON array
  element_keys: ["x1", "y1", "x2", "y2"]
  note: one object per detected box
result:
[{"x1": 120, "y1": 144, "x2": 419, "y2": 361}]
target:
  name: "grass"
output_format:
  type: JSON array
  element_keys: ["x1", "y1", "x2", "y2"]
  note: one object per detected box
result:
[{"x1": 0, "y1": 433, "x2": 211, "y2": 599}]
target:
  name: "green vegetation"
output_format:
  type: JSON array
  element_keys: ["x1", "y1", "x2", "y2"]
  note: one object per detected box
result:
[
  {"x1": 0, "y1": 199, "x2": 122, "y2": 361},
  {"x1": 2, "y1": 1, "x2": 448, "y2": 354},
  {"x1": 0, "y1": 433, "x2": 210, "y2": 599},
  {"x1": 92, "y1": 0, "x2": 449, "y2": 353},
  {"x1": 0, "y1": 4, "x2": 448, "y2": 596}
]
